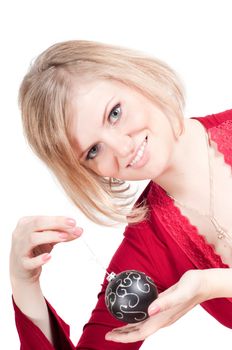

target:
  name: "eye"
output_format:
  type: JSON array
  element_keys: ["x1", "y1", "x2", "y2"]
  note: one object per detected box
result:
[
  {"x1": 86, "y1": 104, "x2": 122, "y2": 161},
  {"x1": 108, "y1": 104, "x2": 122, "y2": 124},
  {"x1": 86, "y1": 144, "x2": 101, "y2": 160}
]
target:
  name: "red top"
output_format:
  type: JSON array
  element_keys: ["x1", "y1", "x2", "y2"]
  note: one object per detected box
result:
[{"x1": 13, "y1": 109, "x2": 232, "y2": 349}]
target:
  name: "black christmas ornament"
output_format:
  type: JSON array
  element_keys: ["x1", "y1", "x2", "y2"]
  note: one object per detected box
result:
[{"x1": 105, "y1": 270, "x2": 158, "y2": 323}]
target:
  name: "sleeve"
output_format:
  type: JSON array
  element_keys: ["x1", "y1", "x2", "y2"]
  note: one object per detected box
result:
[
  {"x1": 13, "y1": 297, "x2": 74, "y2": 350},
  {"x1": 13, "y1": 221, "x2": 165, "y2": 350}
]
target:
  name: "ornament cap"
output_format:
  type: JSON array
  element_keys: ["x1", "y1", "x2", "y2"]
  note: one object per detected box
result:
[{"x1": 106, "y1": 271, "x2": 116, "y2": 282}]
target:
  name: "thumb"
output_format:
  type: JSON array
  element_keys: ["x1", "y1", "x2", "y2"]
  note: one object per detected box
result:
[
  {"x1": 148, "y1": 285, "x2": 180, "y2": 316},
  {"x1": 148, "y1": 301, "x2": 161, "y2": 316}
]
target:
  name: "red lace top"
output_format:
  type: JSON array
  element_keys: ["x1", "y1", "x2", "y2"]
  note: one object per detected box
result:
[{"x1": 13, "y1": 109, "x2": 232, "y2": 349}]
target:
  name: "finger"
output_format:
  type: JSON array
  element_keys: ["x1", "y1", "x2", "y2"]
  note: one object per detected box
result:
[
  {"x1": 109, "y1": 324, "x2": 141, "y2": 334},
  {"x1": 18, "y1": 216, "x2": 80, "y2": 233},
  {"x1": 22, "y1": 253, "x2": 51, "y2": 270},
  {"x1": 105, "y1": 324, "x2": 147, "y2": 343},
  {"x1": 29, "y1": 228, "x2": 83, "y2": 248},
  {"x1": 106, "y1": 303, "x2": 182, "y2": 343},
  {"x1": 106, "y1": 302, "x2": 194, "y2": 343},
  {"x1": 32, "y1": 243, "x2": 55, "y2": 257},
  {"x1": 148, "y1": 287, "x2": 182, "y2": 316},
  {"x1": 105, "y1": 319, "x2": 148, "y2": 342}
]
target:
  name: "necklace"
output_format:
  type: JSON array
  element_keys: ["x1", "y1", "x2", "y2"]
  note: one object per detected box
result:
[{"x1": 167, "y1": 128, "x2": 232, "y2": 243}]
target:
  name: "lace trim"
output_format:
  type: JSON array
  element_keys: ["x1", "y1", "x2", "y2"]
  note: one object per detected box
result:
[
  {"x1": 148, "y1": 119, "x2": 232, "y2": 270},
  {"x1": 209, "y1": 119, "x2": 232, "y2": 168}
]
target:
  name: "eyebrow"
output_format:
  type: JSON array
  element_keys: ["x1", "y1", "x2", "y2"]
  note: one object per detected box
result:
[{"x1": 79, "y1": 96, "x2": 115, "y2": 160}]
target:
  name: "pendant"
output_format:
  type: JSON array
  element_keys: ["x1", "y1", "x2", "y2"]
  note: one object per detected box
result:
[{"x1": 211, "y1": 217, "x2": 226, "y2": 239}]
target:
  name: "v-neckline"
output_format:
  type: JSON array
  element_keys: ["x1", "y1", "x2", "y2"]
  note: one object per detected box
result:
[{"x1": 148, "y1": 117, "x2": 232, "y2": 270}]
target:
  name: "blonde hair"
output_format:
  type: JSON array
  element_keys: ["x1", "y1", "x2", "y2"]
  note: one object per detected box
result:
[{"x1": 19, "y1": 40, "x2": 185, "y2": 226}]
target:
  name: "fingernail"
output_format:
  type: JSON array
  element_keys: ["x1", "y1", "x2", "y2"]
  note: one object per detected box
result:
[
  {"x1": 66, "y1": 218, "x2": 76, "y2": 226},
  {"x1": 148, "y1": 305, "x2": 160, "y2": 316},
  {"x1": 58, "y1": 232, "x2": 69, "y2": 240},
  {"x1": 42, "y1": 253, "x2": 51, "y2": 262},
  {"x1": 73, "y1": 227, "x2": 83, "y2": 236}
]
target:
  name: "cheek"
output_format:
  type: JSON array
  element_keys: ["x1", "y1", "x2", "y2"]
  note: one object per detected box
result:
[
  {"x1": 94, "y1": 157, "x2": 118, "y2": 178},
  {"x1": 148, "y1": 130, "x2": 173, "y2": 166}
]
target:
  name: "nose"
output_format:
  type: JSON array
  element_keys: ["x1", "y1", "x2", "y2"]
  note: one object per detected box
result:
[{"x1": 103, "y1": 132, "x2": 134, "y2": 158}]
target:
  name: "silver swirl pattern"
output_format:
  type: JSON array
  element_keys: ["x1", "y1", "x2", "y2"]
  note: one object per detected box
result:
[{"x1": 105, "y1": 270, "x2": 158, "y2": 323}]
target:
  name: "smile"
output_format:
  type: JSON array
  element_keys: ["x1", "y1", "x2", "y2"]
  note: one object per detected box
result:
[{"x1": 128, "y1": 136, "x2": 148, "y2": 167}]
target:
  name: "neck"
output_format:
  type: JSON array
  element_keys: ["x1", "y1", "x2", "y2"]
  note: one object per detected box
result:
[{"x1": 153, "y1": 118, "x2": 209, "y2": 203}]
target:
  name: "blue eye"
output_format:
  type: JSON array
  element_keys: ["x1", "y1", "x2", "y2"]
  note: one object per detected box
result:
[
  {"x1": 86, "y1": 104, "x2": 122, "y2": 161},
  {"x1": 86, "y1": 144, "x2": 100, "y2": 160},
  {"x1": 109, "y1": 104, "x2": 122, "y2": 124}
]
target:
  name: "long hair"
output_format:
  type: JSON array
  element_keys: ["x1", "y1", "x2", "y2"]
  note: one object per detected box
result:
[{"x1": 19, "y1": 40, "x2": 185, "y2": 226}]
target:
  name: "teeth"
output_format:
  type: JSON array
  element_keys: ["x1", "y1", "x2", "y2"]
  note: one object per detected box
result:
[{"x1": 129, "y1": 138, "x2": 147, "y2": 166}]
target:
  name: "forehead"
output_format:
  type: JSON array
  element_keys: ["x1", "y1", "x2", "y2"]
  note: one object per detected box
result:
[
  {"x1": 70, "y1": 79, "x2": 123, "y2": 123},
  {"x1": 71, "y1": 79, "x2": 127, "y2": 106}
]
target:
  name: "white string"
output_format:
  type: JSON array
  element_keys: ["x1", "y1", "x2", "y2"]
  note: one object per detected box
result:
[{"x1": 79, "y1": 235, "x2": 110, "y2": 276}]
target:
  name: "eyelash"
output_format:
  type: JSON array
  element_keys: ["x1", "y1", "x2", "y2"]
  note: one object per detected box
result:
[{"x1": 86, "y1": 104, "x2": 122, "y2": 161}]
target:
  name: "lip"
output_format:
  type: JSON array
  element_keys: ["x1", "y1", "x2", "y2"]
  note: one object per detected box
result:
[{"x1": 127, "y1": 136, "x2": 148, "y2": 167}]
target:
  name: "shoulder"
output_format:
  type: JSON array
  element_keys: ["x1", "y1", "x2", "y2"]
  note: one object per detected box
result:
[
  {"x1": 191, "y1": 109, "x2": 232, "y2": 166},
  {"x1": 190, "y1": 109, "x2": 232, "y2": 129}
]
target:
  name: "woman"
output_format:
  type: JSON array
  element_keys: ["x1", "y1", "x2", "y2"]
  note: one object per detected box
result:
[{"x1": 10, "y1": 40, "x2": 232, "y2": 349}]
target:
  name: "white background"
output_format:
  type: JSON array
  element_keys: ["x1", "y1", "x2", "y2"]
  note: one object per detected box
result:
[{"x1": 0, "y1": 0, "x2": 232, "y2": 348}]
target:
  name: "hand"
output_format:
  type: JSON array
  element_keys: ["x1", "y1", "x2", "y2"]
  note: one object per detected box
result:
[
  {"x1": 105, "y1": 270, "x2": 207, "y2": 343},
  {"x1": 10, "y1": 216, "x2": 83, "y2": 284}
]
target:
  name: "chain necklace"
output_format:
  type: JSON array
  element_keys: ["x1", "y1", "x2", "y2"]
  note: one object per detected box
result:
[{"x1": 167, "y1": 129, "x2": 232, "y2": 243}]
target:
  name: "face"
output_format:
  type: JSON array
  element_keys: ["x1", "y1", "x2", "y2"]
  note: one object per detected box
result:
[{"x1": 69, "y1": 79, "x2": 178, "y2": 182}]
